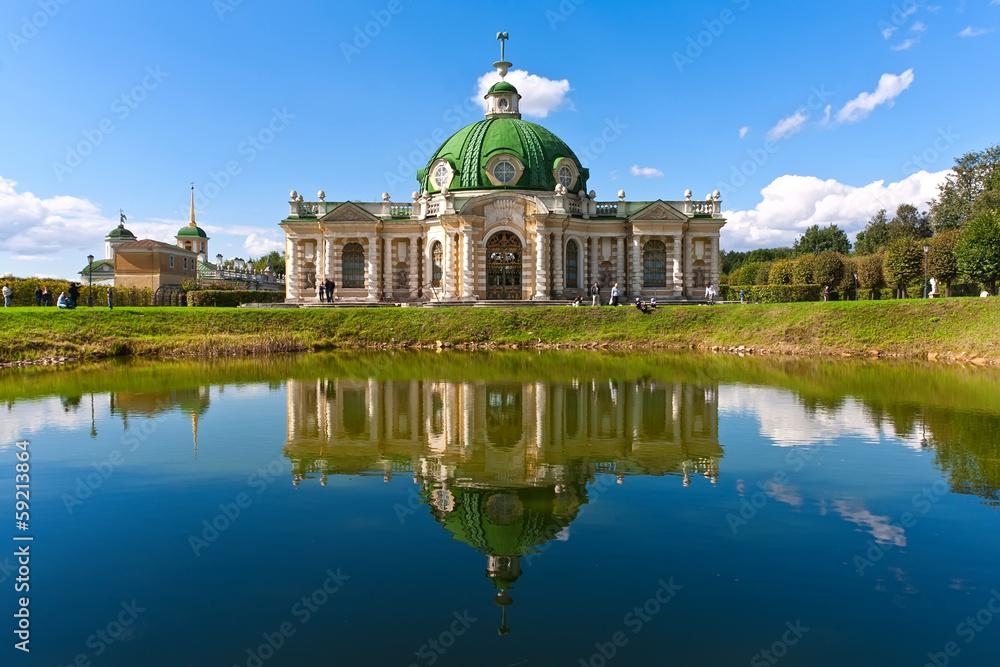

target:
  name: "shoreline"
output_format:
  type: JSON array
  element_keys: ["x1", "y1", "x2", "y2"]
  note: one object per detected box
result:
[{"x1": 1, "y1": 299, "x2": 998, "y2": 369}]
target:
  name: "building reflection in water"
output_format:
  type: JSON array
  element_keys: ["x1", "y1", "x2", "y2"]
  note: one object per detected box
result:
[{"x1": 283, "y1": 377, "x2": 721, "y2": 633}]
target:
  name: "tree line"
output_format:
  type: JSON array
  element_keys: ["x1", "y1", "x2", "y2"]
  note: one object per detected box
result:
[{"x1": 723, "y1": 144, "x2": 1000, "y2": 297}]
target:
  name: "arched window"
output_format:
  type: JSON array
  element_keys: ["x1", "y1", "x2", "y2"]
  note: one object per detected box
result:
[
  {"x1": 565, "y1": 240, "x2": 579, "y2": 288},
  {"x1": 643, "y1": 240, "x2": 667, "y2": 287},
  {"x1": 342, "y1": 243, "x2": 365, "y2": 288},
  {"x1": 431, "y1": 241, "x2": 443, "y2": 288}
]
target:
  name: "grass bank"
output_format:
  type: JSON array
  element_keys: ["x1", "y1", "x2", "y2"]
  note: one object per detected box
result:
[{"x1": 1, "y1": 299, "x2": 998, "y2": 364}]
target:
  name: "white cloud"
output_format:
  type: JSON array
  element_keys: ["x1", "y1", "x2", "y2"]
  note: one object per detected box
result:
[
  {"x1": 890, "y1": 38, "x2": 919, "y2": 50},
  {"x1": 739, "y1": 126, "x2": 749, "y2": 139},
  {"x1": 629, "y1": 165, "x2": 664, "y2": 178},
  {"x1": 958, "y1": 26, "x2": 992, "y2": 37},
  {"x1": 473, "y1": 70, "x2": 571, "y2": 118},
  {"x1": 0, "y1": 176, "x2": 112, "y2": 257},
  {"x1": 766, "y1": 110, "x2": 809, "y2": 141},
  {"x1": 244, "y1": 232, "x2": 284, "y2": 256},
  {"x1": 911, "y1": 21, "x2": 927, "y2": 32},
  {"x1": 835, "y1": 69, "x2": 915, "y2": 124},
  {"x1": 881, "y1": 26, "x2": 898, "y2": 39},
  {"x1": 720, "y1": 170, "x2": 949, "y2": 250}
]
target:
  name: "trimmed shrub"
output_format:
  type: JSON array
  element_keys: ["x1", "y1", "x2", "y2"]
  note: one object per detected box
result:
[
  {"x1": 792, "y1": 255, "x2": 815, "y2": 284},
  {"x1": 756, "y1": 261, "x2": 774, "y2": 285},
  {"x1": 718, "y1": 285, "x2": 822, "y2": 303},
  {"x1": 736, "y1": 262, "x2": 760, "y2": 286},
  {"x1": 883, "y1": 238, "x2": 924, "y2": 298},
  {"x1": 813, "y1": 251, "x2": 845, "y2": 287},
  {"x1": 187, "y1": 290, "x2": 286, "y2": 307},
  {"x1": 769, "y1": 259, "x2": 794, "y2": 285},
  {"x1": 5, "y1": 277, "x2": 74, "y2": 306}
]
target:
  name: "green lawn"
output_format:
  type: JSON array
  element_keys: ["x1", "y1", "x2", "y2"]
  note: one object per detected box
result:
[{"x1": 1, "y1": 299, "x2": 998, "y2": 363}]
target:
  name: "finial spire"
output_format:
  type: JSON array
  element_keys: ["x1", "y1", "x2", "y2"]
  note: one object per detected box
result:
[
  {"x1": 189, "y1": 183, "x2": 196, "y2": 225},
  {"x1": 119, "y1": 209, "x2": 127, "y2": 226},
  {"x1": 494, "y1": 31, "x2": 512, "y2": 79}
]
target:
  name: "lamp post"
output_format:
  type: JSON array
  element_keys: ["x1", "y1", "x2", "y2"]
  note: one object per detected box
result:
[
  {"x1": 87, "y1": 253, "x2": 94, "y2": 306},
  {"x1": 923, "y1": 243, "x2": 930, "y2": 299}
]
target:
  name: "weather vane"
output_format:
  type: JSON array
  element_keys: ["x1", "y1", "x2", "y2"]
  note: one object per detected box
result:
[
  {"x1": 119, "y1": 208, "x2": 127, "y2": 224},
  {"x1": 497, "y1": 32, "x2": 509, "y2": 62}
]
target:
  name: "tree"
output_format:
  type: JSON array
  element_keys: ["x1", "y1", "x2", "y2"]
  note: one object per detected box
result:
[
  {"x1": 955, "y1": 210, "x2": 1000, "y2": 295},
  {"x1": 250, "y1": 250, "x2": 286, "y2": 277},
  {"x1": 887, "y1": 204, "x2": 933, "y2": 242},
  {"x1": 930, "y1": 144, "x2": 1000, "y2": 231},
  {"x1": 792, "y1": 254, "x2": 815, "y2": 284},
  {"x1": 927, "y1": 229, "x2": 961, "y2": 297},
  {"x1": 793, "y1": 224, "x2": 852, "y2": 255},
  {"x1": 857, "y1": 253, "x2": 886, "y2": 299},
  {"x1": 882, "y1": 239, "x2": 924, "y2": 298},
  {"x1": 737, "y1": 262, "x2": 761, "y2": 286},
  {"x1": 769, "y1": 259, "x2": 794, "y2": 285},
  {"x1": 854, "y1": 210, "x2": 890, "y2": 256},
  {"x1": 813, "y1": 251, "x2": 845, "y2": 288}
]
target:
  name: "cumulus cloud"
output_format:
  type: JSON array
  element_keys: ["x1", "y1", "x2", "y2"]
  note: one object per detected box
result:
[
  {"x1": 630, "y1": 165, "x2": 664, "y2": 178},
  {"x1": 244, "y1": 232, "x2": 284, "y2": 256},
  {"x1": 836, "y1": 69, "x2": 915, "y2": 124},
  {"x1": 720, "y1": 170, "x2": 949, "y2": 250},
  {"x1": 766, "y1": 110, "x2": 809, "y2": 141},
  {"x1": 473, "y1": 70, "x2": 571, "y2": 118},
  {"x1": 739, "y1": 126, "x2": 749, "y2": 139},
  {"x1": 958, "y1": 26, "x2": 992, "y2": 37}
]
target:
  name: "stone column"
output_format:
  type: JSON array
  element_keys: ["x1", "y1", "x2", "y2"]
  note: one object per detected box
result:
[
  {"x1": 583, "y1": 236, "x2": 590, "y2": 288},
  {"x1": 552, "y1": 229, "x2": 564, "y2": 299},
  {"x1": 365, "y1": 234, "x2": 379, "y2": 301},
  {"x1": 631, "y1": 235, "x2": 643, "y2": 297},
  {"x1": 325, "y1": 238, "x2": 334, "y2": 282},
  {"x1": 286, "y1": 239, "x2": 299, "y2": 301},
  {"x1": 444, "y1": 234, "x2": 455, "y2": 298},
  {"x1": 533, "y1": 229, "x2": 548, "y2": 300},
  {"x1": 672, "y1": 236, "x2": 683, "y2": 299},
  {"x1": 709, "y1": 236, "x2": 720, "y2": 290},
  {"x1": 590, "y1": 237, "x2": 601, "y2": 291},
  {"x1": 683, "y1": 235, "x2": 694, "y2": 299},
  {"x1": 461, "y1": 231, "x2": 475, "y2": 298},
  {"x1": 382, "y1": 237, "x2": 393, "y2": 300},
  {"x1": 616, "y1": 236, "x2": 626, "y2": 297},
  {"x1": 407, "y1": 236, "x2": 420, "y2": 300}
]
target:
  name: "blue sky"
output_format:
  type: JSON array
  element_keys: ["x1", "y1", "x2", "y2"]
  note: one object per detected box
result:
[{"x1": 1, "y1": 0, "x2": 997, "y2": 279}]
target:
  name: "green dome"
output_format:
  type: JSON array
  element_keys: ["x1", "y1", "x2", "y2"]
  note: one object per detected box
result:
[
  {"x1": 487, "y1": 81, "x2": 519, "y2": 95},
  {"x1": 177, "y1": 224, "x2": 208, "y2": 239},
  {"x1": 418, "y1": 118, "x2": 589, "y2": 194},
  {"x1": 107, "y1": 224, "x2": 136, "y2": 239}
]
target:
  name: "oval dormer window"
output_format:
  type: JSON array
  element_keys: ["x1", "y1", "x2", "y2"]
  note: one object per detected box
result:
[
  {"x1": 493, "y1": 160, "x2": 516, "y2": 185},
  {"x1": 433, "y1": 163, "x2": 450, "y2": 189},
  {"x1": 558, "y1": 165, "x2": 574, "y2": 189},
  {"x1": 498, "y1": 98, "x2": 509, "y2": 111}
]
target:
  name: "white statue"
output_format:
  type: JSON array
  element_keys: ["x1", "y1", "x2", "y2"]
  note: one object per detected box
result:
[{"x1": 929, "y1": 277, "x2": 939, "y2": 297}]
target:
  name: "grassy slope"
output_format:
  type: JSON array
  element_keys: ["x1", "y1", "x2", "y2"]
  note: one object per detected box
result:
[{"x1": 0, "y1": 299, "x2": 998, "y2": 363}]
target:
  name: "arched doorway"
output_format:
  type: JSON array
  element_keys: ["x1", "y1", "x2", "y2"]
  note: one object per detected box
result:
[{"x1": 486, "y1": 232, "x2": 522, "y2": 300}]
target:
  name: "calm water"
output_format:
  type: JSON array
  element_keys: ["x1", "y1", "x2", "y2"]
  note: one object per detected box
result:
[{"x1": 2, "y1": 352, "x2": 999, "y2": 667}]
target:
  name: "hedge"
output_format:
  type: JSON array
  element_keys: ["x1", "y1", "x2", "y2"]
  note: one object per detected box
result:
[
  {"x1": 187, "y1": 290, "x2": 286, "y2": 307},
  {"x1": 3, "y1": 277, "x2": 74, "y2": 306},
  {"x1": 719, "y1": 285, "x2": 822, "y2": 303}
]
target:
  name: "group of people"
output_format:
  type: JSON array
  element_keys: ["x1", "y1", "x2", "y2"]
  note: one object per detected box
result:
[
  {"x1": 317, "y1": 278, "x2": 336, "y2": 303},
  {"x1": 1, "y1": 281, "x2": 115, "y2": 310},
  {"x1": 634, "y1": 296, "x2": 657, "y2": 313},
  {"x1": 588, "y1": 281, "x2": 623, "y2": 306}
]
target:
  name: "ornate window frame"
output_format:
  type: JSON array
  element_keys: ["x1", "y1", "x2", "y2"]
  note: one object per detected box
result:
[
  {"x1": 484, "y1": 154, "x2": 524, "y2": 187},
  {"x1": 643, "y1": 239, "x2": 668, "y2": 287},
  {"x1": 430, "y1": 159, "x2": 455, "y2": 192},
  {"x1": 552, "y1": 158, "x2": 579, "y2": 191},
  {"x1": 342, "y1": 242, "x2": 365, "y2": 288}
]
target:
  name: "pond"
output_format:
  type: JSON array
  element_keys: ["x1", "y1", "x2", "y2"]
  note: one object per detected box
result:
[{"x1": 2, "y1": 352, "x2": 999, "y2": 666}]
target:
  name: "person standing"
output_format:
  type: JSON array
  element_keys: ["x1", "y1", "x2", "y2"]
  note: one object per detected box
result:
[
  {"x1": 34, "y1": 285, "x2": 42, "y2": 306},
  {"x1": 318, "y1": 282, "x2": 325, "y2": 302},
  {"x1": 42, "y1": 285, "x2": 52, "y2": 306},
  {"x1": 823, "y1": 285, "x2": 830, "y2": 302},
  {"x1": 2, "y1": 282, "x2": 11, "y2": 307},
  {"x1": 68, "y1": 282, "x2": 80, "y2": 307},
  {"x1": 591, "y1": 282, "x2": 601, "y2": 306},
  {"x1": 107, "y1": 287, "x2": 114, "y2": 310},
  {"x1": 611, "y1": 283, "x2": 620, "y2": 306},
  {"x1": 325, "y1": 278, "x2": 334, "y2": 303}
]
